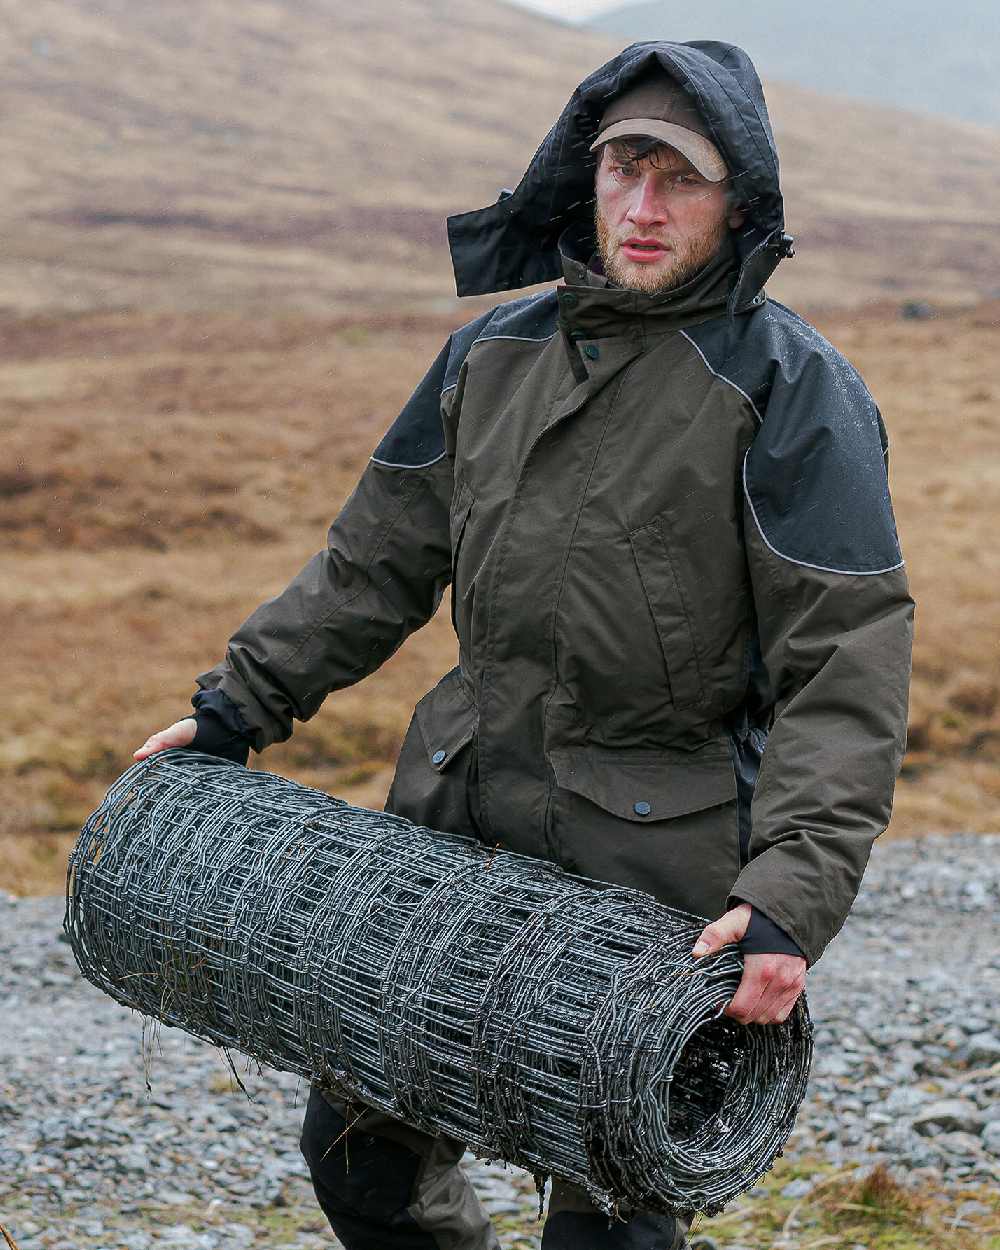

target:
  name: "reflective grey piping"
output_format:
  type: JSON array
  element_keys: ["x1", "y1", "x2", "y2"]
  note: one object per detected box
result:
[
  {"x1": 471, "y1": 332, "x2": 557, "y2": 345},
  {"x1": 370, "y1": 451, "x2": 447, "y2": 469},
  {"x1": 679, "y1": 330, "x2": 763, "y2": 426},
  {"x1": 742, "y1": 452, "x2": 905, "y2": 575}
]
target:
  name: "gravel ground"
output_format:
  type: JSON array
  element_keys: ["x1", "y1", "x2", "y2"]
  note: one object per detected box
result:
[{"x1": 1, "y1": 832, "x2": 998, "y2": 1249}]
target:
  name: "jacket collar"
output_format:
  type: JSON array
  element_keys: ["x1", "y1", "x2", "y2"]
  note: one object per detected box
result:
[{"x1": 555, "y1": 222, "x2": 747, "y2": 337}]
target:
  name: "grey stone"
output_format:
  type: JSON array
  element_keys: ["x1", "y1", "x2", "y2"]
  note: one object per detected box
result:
[
  {"x1": 816, "y1": 1054, "x2": 851, "y2": 1078},
  {"x1": 779, "y1": 1177, "x2": 814, "y2": 1199},
  {"x1": 219, "y1": 1227, "x2": 255, "y2": 1249},
  {"x1": 960, "y1": 1032, "x2": 1000, "y2": 1067},
  {"x1": 981, "y1": 1121, "x2": 1000, "y2": 1156},
  {"x1": 957, "y1": 1199, "x2": 991, "y2": 1217},
  {"x1": 476, "y1": 1177, "x2": 520, "y2": 1202},
  {"x1": 913, "y1": 1099, "x2": 984, "y2": 1136},
  {"x1": 930, "y1": 1131, "x2": 986, "y2": 1157},
  {"x1": 159, "y1": 1187, "x2": 197, "y2": 1204},
  {"x1": 158, "y1": 1226, "x2": 197, "y2": 1245},
  {"x1": 883, "y1": 1086, "x2": 927, "y2": 1114},
  {"x1": 940, "y1": 1025, "x2": 966, "y2": 1050},
  {"x1": 484, "y1": 1199, "x2": 526, "y2": 1215}
]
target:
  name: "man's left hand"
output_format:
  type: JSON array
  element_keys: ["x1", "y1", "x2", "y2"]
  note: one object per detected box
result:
[{"x1": 691, "y1": 903, "x2": 807, "y2": 1025}]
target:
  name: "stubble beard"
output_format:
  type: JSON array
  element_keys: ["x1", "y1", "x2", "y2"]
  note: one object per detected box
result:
[{"x1": 594, "y1": 203, "x2": 728, "y2": 295}]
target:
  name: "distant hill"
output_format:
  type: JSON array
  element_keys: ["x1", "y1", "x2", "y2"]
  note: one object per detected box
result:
[
  {"x1": 587, "y1": 1, "x2": 1000, "y2": 128},
  {"x1": 0, "y1": 0, "x2": 998, "y2": 315}
]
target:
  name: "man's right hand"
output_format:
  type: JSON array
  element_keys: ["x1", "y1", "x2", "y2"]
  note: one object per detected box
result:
[{"x1": 133, "y1": 718, "x2": 197, "y2": 761}]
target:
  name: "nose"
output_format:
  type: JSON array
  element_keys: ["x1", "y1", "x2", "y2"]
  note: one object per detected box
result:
[{"x1": 624, "y1": 171, "x2": 669, "y2": 229}]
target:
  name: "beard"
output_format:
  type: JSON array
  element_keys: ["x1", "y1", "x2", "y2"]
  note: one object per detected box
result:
[{"x1": 594, "y1": 203, "x2": 729, "y2": 295}]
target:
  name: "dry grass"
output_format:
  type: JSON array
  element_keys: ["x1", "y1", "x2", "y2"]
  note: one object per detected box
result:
[
  {"x1": 687, "y1": 1155, "x2": 1000, "y2": 1249},
  {"x1": 831, "y1": 302, "x2": 1000, "y2": 835},
  {"x1": 1, "y1": 301, "x2": 997, "y2": 894}
]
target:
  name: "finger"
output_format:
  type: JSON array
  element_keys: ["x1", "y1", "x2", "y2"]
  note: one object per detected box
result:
[
  {"x1": 133, "y1": 730, "x2": 170, "y2": 760},
  {"x1": 722, "y1": 961, "x2": 769, "y2": 1023},
  {"x1": 762, "y1": 981, "x2": 807, "y2": 1026},
  {"x1": 744, "y1": 965, "x2": 806, "y2": 1025},
  {"x1": 692, "y1": 903, "x2": 751, "y2": 956},
  {"x1": 744, "y1": 985, "x2": 787, "y2": 1026},
  {"x1": 723, "y1": 976, "x2": 765, "y2": 1024}
]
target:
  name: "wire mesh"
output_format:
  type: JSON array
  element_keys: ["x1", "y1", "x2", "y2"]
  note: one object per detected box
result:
[{"x1": 65, "y1": 748, "x2": 813, "y2": 1217}]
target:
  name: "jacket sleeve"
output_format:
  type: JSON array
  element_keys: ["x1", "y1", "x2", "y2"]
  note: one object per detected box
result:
[
  {"x1": 192, "y1": 321, "x2": 487, "y2": 753},
  {"x1": 724, "y1": 346, "x2": 914, "y2": 968}
]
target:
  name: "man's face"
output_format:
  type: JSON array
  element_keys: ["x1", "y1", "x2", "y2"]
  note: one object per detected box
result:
[{"x1": 593, "y1": 140, "x2": 744, "y2": 294}]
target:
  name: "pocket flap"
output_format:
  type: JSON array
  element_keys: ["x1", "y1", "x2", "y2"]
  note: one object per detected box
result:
[
  {"x1": 549, "y1": 740, "x2": 736, "y2": 822},
  {"x1": 414, "y1": 666, "x2": 478, "y2": 772}
]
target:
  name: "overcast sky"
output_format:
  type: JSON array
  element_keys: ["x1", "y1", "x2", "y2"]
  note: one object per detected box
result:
[{"x1": 508, "y1": 0, "x2": 617, "y2": 20}]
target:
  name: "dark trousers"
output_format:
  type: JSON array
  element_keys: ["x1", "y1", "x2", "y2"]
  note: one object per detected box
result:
[{"x1": 300, "y1": 1084, "x2": 693, "y2": 1249}]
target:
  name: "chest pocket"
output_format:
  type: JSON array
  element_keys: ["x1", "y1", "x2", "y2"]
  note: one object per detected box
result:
[{"x1": 628, "y1": 518, "x2": 704, "y2": 710}]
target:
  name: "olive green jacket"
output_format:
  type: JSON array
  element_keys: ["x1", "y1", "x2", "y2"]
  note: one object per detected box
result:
[{"x1": 196, "y1": 42, "x2": 913, "y2": 967}]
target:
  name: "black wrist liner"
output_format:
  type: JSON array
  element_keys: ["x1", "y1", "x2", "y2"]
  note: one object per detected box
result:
[
  {"x1": 187, "y1": 689, "x2": 254, "y2": 766},
  {"x1": 737, "y1": 904, "x2": 807, "y2": 960}
]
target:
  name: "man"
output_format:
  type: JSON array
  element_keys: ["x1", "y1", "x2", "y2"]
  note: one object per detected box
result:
[{"x1": 135, "y1": 40, "x2": 913, "y2": 1250}]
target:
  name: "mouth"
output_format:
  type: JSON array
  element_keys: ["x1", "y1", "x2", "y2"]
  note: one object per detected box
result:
[{"x1": 620, "y1": 238, "x2": 671, "y2": 263}]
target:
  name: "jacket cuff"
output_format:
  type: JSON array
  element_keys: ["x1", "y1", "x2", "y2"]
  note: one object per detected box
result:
[
  {"x1": 735, "y1": 899, "x2": 806, "y2": 960},
  {"x1": 194, "y1": 664, "x2": 275, "y2": 753},
  {"x1": 189, "y1": 690, "x2": 253, "y2": 765},
  {"x1": 727, "y1": 875, "x2": 818, "y2": 967}
]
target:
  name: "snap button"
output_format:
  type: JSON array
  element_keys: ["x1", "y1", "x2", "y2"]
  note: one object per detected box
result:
[
  {"x1": 432, "y1": 749, "x2": 447, "y2": 765},
  {"x1": 633, "y1": 800, "x2": 652, "y2": 817},
  {"x1": 563, "y1": 292, "x2": 578, "y2": 306},
  {"x1": 584, "y1": 344, "x2": 600, "y2": 360}
]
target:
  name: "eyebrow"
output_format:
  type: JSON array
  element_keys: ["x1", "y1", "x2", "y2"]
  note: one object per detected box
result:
[{"x1": 607, "y1": 151, "x2": 701, "y2": 175}]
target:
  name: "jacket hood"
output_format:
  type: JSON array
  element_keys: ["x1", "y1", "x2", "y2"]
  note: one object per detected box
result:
[{"x1": 447, "y1": 41, "x2": 794, "y2": 313}]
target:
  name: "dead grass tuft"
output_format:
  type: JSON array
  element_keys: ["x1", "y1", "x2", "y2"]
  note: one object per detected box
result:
[{"x1": 841, "y1": 1161, "x2": 924, "y2": 1221}]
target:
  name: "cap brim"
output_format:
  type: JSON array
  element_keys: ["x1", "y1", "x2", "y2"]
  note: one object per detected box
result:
[{"x1": 589, "y1": 118, "x2": 728, "y2": 182}]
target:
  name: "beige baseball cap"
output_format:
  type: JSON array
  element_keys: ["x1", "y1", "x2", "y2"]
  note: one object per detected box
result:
[{"x1": 589, "y1": 70, "x2": 728, "y2": 182}]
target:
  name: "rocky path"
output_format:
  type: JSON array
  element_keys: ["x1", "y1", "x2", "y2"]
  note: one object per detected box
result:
[{"x1": 1, "y1": 833, "x2": 998, "y2": 1249}]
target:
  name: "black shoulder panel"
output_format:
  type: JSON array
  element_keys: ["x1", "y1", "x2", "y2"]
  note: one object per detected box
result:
[
  {"x1": 472, "y1": 290, "x2": 559, "y2": 347},
  {"x1": 442, "y1": 308, "x2": 497, "y2": 393},
  {"x1": 371, "y1": 309, "x2": 494, "y2": 468},
  {"x1": 686, "y1": 302, "x2": 903, "y2": 574},
  {"x1": 371, "y1": 295, "x2": 558, "y2": 469}
]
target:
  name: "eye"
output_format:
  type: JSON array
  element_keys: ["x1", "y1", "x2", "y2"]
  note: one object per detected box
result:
[{"x1": 611, "y1": 160, "x2": 639, "y2": 182}]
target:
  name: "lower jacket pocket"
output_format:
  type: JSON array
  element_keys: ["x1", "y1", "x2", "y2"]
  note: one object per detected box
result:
[
  {"x1": 547, "y1": 739, "x2": 740, "y2": 922},
  {"x1": 384, "y1": 665, "x2": 481, "y2": 838}
]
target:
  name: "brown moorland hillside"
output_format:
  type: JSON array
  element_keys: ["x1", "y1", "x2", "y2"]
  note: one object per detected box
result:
[
  {"x1": 2, "y1": 301, "x2": 997, "y2": 893},
  {"x1": 1, "y1": 0, "x2": 998, "y2": 316}
]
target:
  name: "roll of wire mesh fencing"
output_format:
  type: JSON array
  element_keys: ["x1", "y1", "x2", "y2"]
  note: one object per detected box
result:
[{"x1": 65, "y1": 748, "x2": 812, "y2": 1218}]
